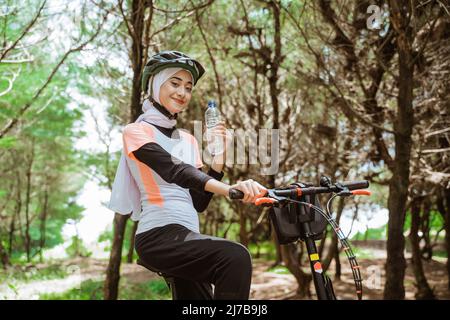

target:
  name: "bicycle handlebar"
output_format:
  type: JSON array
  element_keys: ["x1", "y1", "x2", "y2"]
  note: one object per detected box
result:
[
  {"x1": 229, "y1": 180, "x2": 370, "y2": 202},
  {"x1": 275, "y1": 180, "x2": 369, "y2": 197}
]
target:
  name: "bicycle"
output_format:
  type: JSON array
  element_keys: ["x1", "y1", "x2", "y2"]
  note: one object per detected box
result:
[
  {"x1": 138, "y1": 175, "x2": 370, "y2": 300},
  {"x1": 229, "y1": 175, "x2": 371, "y2": 300}
]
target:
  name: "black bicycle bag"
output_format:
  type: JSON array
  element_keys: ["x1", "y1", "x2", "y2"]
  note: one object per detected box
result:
[{"x1": 268, "y1": 182, "x2": 327, "y2": 244}]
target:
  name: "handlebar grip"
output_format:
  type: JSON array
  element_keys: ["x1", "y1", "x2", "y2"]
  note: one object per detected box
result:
[
  {"x1": 229, "y1": 188, "x2": 244, "y2": 199},
  {"x1": 351, "y1": 190, "x2": 372, "y2": 196},
  {"x1": 342, "y1": 181, "x2": 369, "y2": 190}
]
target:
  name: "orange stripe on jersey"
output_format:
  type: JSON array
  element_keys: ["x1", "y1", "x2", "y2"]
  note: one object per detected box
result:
[
  {"x1": 129, "y1": 152, "x2": 164, "y2": 207},
  {"x1": 123, "y1": 123, "x2": 156, "y2": 157}
]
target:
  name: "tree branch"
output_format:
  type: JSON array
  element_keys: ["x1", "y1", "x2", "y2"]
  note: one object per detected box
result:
[
  {"x1": 0, "y1": 0, "x2": 46, "y2": 62},
  {"x1": 0, "y1": 7, "x2": 111, "y2": 138}
]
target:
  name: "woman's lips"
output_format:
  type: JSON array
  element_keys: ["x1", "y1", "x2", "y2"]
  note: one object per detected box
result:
[{"x1": 173, "y1": 98, "x2": 185, "y2": 105}]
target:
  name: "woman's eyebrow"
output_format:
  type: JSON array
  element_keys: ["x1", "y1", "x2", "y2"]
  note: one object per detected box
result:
[{"x1": 171, "y1": 76, "x2": 192, "y2": 85}]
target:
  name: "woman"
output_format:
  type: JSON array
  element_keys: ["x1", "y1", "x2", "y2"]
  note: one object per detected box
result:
[{"x1": 108, "y1": 50, "x2": 267, "y2": 300}]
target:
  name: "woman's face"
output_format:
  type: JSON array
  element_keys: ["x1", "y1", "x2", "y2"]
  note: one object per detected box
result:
[{"x1": 159, "y1": 69, "x2": 193, "y2": 114}]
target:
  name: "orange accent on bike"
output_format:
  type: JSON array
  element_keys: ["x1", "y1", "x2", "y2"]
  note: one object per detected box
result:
[
  {"x1": 296, "y1": 188, "x2": 303, "y2": 196},
  {"x1": 313, "y1": 262, "x2": 323, "y2": 272},
  {"x1": 352, "y1": 265, "x2": 360, "y2": 270},
  {"x1": 255, "y1": 198, "x2": 276, "y2": 206},
  {"x1": 351, "y1": 190, "x2": 371, "y2": 196}
]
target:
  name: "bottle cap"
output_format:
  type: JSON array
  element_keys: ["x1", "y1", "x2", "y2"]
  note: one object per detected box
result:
[{"x1": 207, "y1": 100, "x2": 216, "y2": 108}]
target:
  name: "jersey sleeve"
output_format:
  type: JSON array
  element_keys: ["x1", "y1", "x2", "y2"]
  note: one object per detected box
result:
[
  {"x1": 189, "y1": 168, "x2": 225, "y2": 212},
  {"x1": 132, "y1": 142, "x2": 213, "y2": 192},
  {"x1": 123, "y1": 123, "x2": 157, "y2": 157}
]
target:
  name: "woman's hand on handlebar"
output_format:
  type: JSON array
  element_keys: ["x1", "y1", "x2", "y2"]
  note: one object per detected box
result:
[{"x1": 230, "y1": 179, "x2": 267, "y2": 203}]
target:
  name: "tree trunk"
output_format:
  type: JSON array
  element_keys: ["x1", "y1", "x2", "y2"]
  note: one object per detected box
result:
[
  {"x1": 437, "y1": 188, "x2": 450, "y2": 291},
  {"x1": 334, "y1": 247, "x2": 341, "y2": 281},
  {"x1": 24, "y1": 143, "x2": 35, "y2": 262},
  {"x1": 271, "y1": 228, "x2": 283, "y2": 267},
  {"x1": 265, "y1": 0, "x2": 283, "y2": 266},
  {"x1": 13, "y1": 171, "x2": 23, "y2": 253},
  {"x1": 445, "y1": 189, "x2": 450, "y2": 291},
  {"x1": 8, "y1": 210, "x2": 17, "y2": 257},
  {"x1": 322, "y1": 197, "x2": 345, "y2": 272},
  {"x1": 129, "y1": 0, "x2": 149, "y2": 122},
  {"x1": 318, "y1": 227, "x2": 328, "y2": 257},
  {"x1": 126, "y1": 220, "x2": 138, "y2": 263},
  {"x1": 104, "y1": 213, "x2": 129, "y2": 300},
  {"x1": 39, "y1": 188, "x2": 49, "y2": 263},
  {"x1": 266, "y1": 0, "x2": 282, "y2": 131},
  {"x1": 268, "y1": 173, "x2": 282, "y2": 266},
  {"x1": 420, "y1": 199, "x2": 433, "y2": 260},
  {"x1": 384, "y1": 1, "x2": 415, "y2": 300},
  {"x1": 280, "y1": 243, "x2": 312, "y2": 298},
  {"x1": 238, "y1": 205, "x2": 249, "y2": 248},
  {"x1": 409, "y1": 197, "x2": 435, "y2": 299},
  {"x1": 0, "y1": 240, "x2": 10, "y2": 268},
  {"x1": 104, "y1": 0, "x2": 151, "y2": 300}
]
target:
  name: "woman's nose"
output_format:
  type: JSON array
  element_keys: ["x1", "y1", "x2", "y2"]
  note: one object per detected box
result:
[{"x1": 176, "y1": 86, "x2": 186, "y2": 97}]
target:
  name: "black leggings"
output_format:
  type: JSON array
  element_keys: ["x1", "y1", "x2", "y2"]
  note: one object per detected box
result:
[{"x1": 134, "y1": 223, "x2": 252, "y2": 300}]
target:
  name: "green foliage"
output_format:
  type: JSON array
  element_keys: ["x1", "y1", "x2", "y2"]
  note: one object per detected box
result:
[
  {"x1": 97, "y1": 227, "x2": 113, "y2": 246},
  {"x1": 39, "y1": 279, "x2": 104, "y2": 300},
  {"x1": 120, "y1": 279, "x2": 171, "y2": 300},
  {"x1": 0, "y1": 1, "x2": 445, "y2": 296},
  {"x1": 341, "y1": 246, "x2": 376, "y2": 259},
  {"x1": 351, "y1": 225, "x2": 387, "y2": 241},
  {"x1": 0, "y1": 136, "x2": 17, "y2": 149},
  {"x1": 65, "y1": 236, "x2": 92, "y2": 258},
  {"x1": 267, "y1": 265, "x2": 290, "y2": 274},
  {"x1": 248, "y1": 241, "x2": 277, "y2": 261},
  {"x1": 403, "y1": 210, "x2": 445, "y2": 235},
  {"x1": 97, "y1": 220, "x2": 138, "y2": 261},
  {"x1": 39, "y1": 278, "x2": 171, "y2": 300},
  {"x1": 0, "y1": 263, "x2": 69, "y2": 284},
  {"x1": 433, "y1": 250, "x2": 448, "y2": 258}
]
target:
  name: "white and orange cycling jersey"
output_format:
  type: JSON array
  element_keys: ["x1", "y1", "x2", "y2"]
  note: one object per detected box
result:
[{"x1": 123, "y1": 121, "x2": 206, "y2": 234}]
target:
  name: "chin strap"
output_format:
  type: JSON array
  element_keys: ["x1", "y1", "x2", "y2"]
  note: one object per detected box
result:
[{"x1": 149, "y1": 97, "x2": 178, "y2": 120}]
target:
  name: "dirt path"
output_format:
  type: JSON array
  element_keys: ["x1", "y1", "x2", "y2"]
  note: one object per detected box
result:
[
  {"x1": 250, "y1": 257, "x2": 450, "y2": 300},
  {"x1": 0, "y1": 258, "x2": 154, "y2": 300},
  {"x1": 1, "y1": 256, "x2": 448, "y2": 300}
]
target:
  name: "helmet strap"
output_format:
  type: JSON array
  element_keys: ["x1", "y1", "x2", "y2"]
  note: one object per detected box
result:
[
  {"x1": 149, "y1": 97, "x2": 178, "y2": 120},
  {"x1": 147, "y1": 75, "x2": 178, "y2": 120}
]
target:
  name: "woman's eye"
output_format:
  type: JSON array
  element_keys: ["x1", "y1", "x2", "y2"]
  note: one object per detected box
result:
[{"x1": 171, "y1": 81, "x2": 192, "y2": 92}]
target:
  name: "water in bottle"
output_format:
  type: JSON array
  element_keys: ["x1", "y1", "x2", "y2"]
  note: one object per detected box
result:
[{"x1": 205, "y1": 100, "x2": 223, "y2": 156}]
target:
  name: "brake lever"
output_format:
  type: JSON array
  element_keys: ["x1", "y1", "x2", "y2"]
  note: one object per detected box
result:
[{"x1": 254, "y1": 189, "x2": 288, "y2": 207}]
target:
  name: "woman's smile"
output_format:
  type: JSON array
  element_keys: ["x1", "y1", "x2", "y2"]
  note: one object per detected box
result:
[{"x1": 172, "y1": 98, "x2": 185, "y2": 105}]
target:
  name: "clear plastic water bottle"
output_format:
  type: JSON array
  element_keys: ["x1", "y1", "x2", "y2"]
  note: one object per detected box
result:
[{"x1": 205, "y1": 100, "x2": 223, "y2": 156}]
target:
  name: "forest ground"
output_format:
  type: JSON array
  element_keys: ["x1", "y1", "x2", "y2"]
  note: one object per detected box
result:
[{"x1": 1, "y1": 248, "x2": 448, "y2": 300}]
